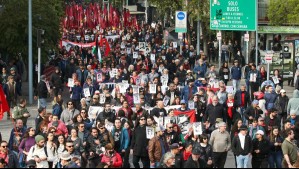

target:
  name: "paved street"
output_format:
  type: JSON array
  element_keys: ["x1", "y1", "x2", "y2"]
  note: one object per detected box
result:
[{"x1": 0, "y1": 79, "x2": 296, "y2": 168}]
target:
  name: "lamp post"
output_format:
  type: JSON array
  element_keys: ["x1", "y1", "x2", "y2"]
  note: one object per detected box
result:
[{"x1": 28, "y1": 0, "x2": 33, "y2": 104}]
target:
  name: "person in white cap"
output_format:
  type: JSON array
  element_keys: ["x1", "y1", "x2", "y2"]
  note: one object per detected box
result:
[
  {"x1": 274, "y1": 89, "x2": 289, "y2": 123},
  {"x1": 251, "y1": 130, "x2": 270, "y2": 168},
  {"x1": 287, "y1": 90, "x2": 299, "y2": 116}
]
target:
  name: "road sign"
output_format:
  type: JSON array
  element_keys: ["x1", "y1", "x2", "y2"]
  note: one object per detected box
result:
[
  {"x1": 210, "y1": 0, "x2": 257, "y2": 31},
  {"x1": 175, "y1": 11, "x2": 187, "y2": 33},
  {"x1": 217, "y1": 32, "x2": 222, "y2": 40},
  {"x1": 244, "y1": 33, "x2": 249, "y2": 42},
  {"x1": 265, "y1": 53, "x2": 273, "y2": 64}
]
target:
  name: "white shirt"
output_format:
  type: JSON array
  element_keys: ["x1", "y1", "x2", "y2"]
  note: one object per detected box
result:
[{"x1": 238, "y1": 133, "x2": 246, "y2": 150}]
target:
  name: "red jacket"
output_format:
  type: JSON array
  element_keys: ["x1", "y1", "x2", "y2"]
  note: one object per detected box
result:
[{"x1": 101, "y1": 152, "x2": 122, "y2": 168}]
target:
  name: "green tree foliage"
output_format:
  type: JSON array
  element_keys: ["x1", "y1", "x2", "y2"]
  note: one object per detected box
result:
[
  {"x1": 0, "y1": 0, "x2": 63, "y2": 61},
  {"x1": 149, "y1": 0, "x2": 183, "y2": 19},
  {"x1": 267, "y1": 0, "x2": 299, "y2": 25}
]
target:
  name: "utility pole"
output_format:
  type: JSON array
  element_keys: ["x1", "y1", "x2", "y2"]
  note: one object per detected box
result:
[
  {"x1": 37, "y1": 29, "x2": 45, "y2": 108},
  {"x1": 145, "y1": 0, "x2": 148, "y2": 24},
  {"x1": 28, "y1": 0, "x2": 33, "y2": 104},
  {"x1": 255, "y1": 0, "x2": 258, "y2": 66},
  {"x1": 196, "y1": 1, "x2": 200, "y2": 56}
]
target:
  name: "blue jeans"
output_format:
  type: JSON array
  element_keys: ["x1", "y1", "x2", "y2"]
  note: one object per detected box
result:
[
  {"x1": 268, "y1": 151, "x2": 282, "y2": 168},
  {"x1": 236, "y1": 155, "x2": 250, "y2": 168},
  {"x1": 245, "y1": 79, "x2": 250, "y2": 92},
  {"x1": 39, "y1": 98, "x2": 47, "y2": 108},
  {"x1": 233, "y1": 79, "x2": 240, "y2": 94},
  {"x1": 150, "y1": 162, "x2": 160, "y2": 168},
  {"x1": 239, "y1": 107, "x2": 247, "y2": 125}
]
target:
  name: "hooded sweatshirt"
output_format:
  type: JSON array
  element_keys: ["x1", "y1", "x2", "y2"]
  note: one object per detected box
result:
[{"x1": 287, "y1": 90, "x2": 299, "y2": 116}]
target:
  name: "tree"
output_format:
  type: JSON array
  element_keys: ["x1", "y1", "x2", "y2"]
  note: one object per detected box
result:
[
  {"x1": 149, "y1": 0, "x2": 183, "y2": 24},
  {"x1": 267, "y1": 0, "x2": 299, "y2": 25},
  {"x1": 0, "y1": 0, "x2": 63, "y2": 62},
  {"x1": 185, "y1": 0, "x2": 212, "y2": 54}
]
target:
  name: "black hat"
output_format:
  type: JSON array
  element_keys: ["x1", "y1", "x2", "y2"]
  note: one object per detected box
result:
[
  {"x1": 192, "y1": 148, "x2": 201, "y2": 155},
  {"x1": 169, "y1": 143, "x2": 183, "y2": 150},
  {"x1": 239, "y1": 125, "x2": 248, "y2": 131},
  {"x1": 27, "y1": 160, "x2": 37, "y2": 167}
]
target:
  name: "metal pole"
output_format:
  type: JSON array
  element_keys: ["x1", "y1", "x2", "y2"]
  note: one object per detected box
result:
[
  {"x1": 267, "y1": 63, "x2": 270, "y2": 81},
  {"x1": 145, "y1": 0, "x2": 148, "y2": 24},
  {"x1": 28, "y1": 0, "x2": 33, "y2": 104},
  {"x1": 196, "y1": 1, "x2": 200, "y2": 56},
  {"x1": 218, "y1": 31, "x2": 221, "y2": 69},
  {"x1": 282, "y1": 56, "x2": 284, "y2": 88},
  {"x1": 255, "y1": 0, "x2": 258, "y2": 66},
  {"x1": 246, "y1": 31, "x2": 249, "y2": 64},
  {"x1": 37, "y1": 47, "x2": 41, "y2": 108}
]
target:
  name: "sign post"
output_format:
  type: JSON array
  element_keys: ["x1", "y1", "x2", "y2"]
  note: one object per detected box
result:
[
  {"x1": 245, "y1": 32, "x2": 249, "y2": 64},
  {"x1": 217, "y1": 31, "x2": 222, "y2": 68},
  {"x1": 175, "y1": 11, "x2": 187, "y2": 33}
]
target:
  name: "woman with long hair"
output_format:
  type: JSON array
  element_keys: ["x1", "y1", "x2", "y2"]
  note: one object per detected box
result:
[
  {"x1": 67, "y1": 128, "x2": 84, "y2": 155},
  {"x1": 219, "y1": 62, "x2": 230, "y2": 85},
  {"x1": 18, "y1": 127, "x2": 36, "y2": 167},
  {"x1": 271, "y1": 69, "x2": 283, "y2": 87},
  {"x1": 38, "y1": 113, "x2": 53, "y2": 136},
  {"x1": 57, "y1": 135, "x2": 66, "y2": 155},
  {"x1": 72, "y1": 114, "x2": 94, "y2": 131},
  {"x1": 260, "y1": 66, "x2": 267, "y2": 84},
  {"x1": 46, "y1": 132, "x2": 58, "y2": 168},
  {"x1": 197, "y1": 134, "x2": 213, "y2": 168},
  {"x1": 230, "y1": 119, "x2": 243, "y2": 141},
  {"x1": 268, "y1": 126, "x2": 283, "y2": 168}
]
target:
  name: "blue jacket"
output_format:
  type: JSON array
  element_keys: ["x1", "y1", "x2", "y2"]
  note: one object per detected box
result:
[
  {"x1": 8, "y1": 127, "x2": 26, "y2": 152},
  {"x1": 71, "y1": 85, "x2": 82, "y2": 100},
  {"x1": 181, "y1": 85, "x2": 197, "y2": 103},
  {"x1": 246, "y1": 70, "x2": 261, "y2": 84},
  {"x1": 76, "y1": 69, "x2": 89, "y2": 84},
  {"x1": 231, "y1": 66, "x2": 242, "y2": 80},
  {"x1": 52, "y1": 104, "x2": 63, "y2": 119},
  {"x1": 264, "y1": 92, "x2": 278, "y2": 110},
  {"x1": 193, "y1": 64, "x2": 207, "y2": 78},
  {"x1": 111, "y1": 127, "x2": 130, "y2": 152}
]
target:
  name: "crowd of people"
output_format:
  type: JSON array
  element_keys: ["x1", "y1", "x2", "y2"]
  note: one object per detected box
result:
[{"x1": 1, "y1": 1, "x2": 299, "y2": 169}]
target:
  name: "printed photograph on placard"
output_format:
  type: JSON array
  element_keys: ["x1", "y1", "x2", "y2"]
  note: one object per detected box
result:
[
  {"x1": 272, "y1": 76, "x2": 279, "y2": 84},
  {"x1": 97, "y1": 73, "x2": 102, "y2": 82},
  {"x1": 133, "y1": 94, "x2": 140, "y2": 104},
  {"x1": 250, "y1": 73, "x2": 257, "y2": 82},
  {"x1": 133, "y1": 52, "x2": 138, "y2": 59},
  {"x1": 118, "y1": 84, "x2": 127, "y2": 94},
  {"x1": 163, "y1": 96, "x2": 170, "y2": 106},
  {"x1": 188, "y1": 101, "x2": 195, "y2": 110},
  {"x1": 68, "y1": 78, "x2": 74, "y2": 87},
  {"x1": 133, "y1": 86, "x2": 139, "y2": 94},
  {"x1": 146, "y1": 126, "x2": 155, "y2": 139},
  {"x1": 150, "y1": 54, "x2": 155, "y2": 61},
  {"x1": 83, "y1": 88, "x2": 91, "y2": 97},
  {"x1": 173, "y1": 42, "x2": 177, "y2": 48},
  {"x1": 139, "y1": 42, "x2": 146, "y2": 51},
  {"x1": 149, "y1": 84, "x2": 157, "y2": 94},
  {"x1": 226, "y1": 86, "x2": 234, "y2": 94},
  {"x1": 136, "y1": 78, "x2": 141, "y2": 86},
  {"x1": 127, "y1": 48, "x2": 131, "y2": 54},
  {"x1": 99, "y1": 94, "x2": 106, "y2": 104},
  {"x1": 161, "y1": 86, "x2": 168, "y2": 95},
  {"x1": 88, "y1": 106, "x2": 104, "y2": 119},
  {"x1": 193, "y1": 122, "x2": 203, "y2": 135},
  {"x1": 105, "y1": 122, "x2": 114, "y2": 132}
]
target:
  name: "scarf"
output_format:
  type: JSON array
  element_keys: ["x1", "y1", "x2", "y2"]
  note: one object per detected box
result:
[{"x1": 183, "y1": 150, "x2": 192, "y2": 161}]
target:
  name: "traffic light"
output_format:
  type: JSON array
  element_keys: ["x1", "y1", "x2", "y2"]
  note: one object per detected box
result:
[
  {"x1": 37, "y1": 29, "x2": 45, "y2": 48},
  {"x1": 272, "y1": 34, "x2": 282, "y2": 51}
]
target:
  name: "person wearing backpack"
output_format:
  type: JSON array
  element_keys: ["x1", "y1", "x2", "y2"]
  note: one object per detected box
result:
[{"x1": 27, "y1": 135, "x2": 49, "y2": 168}]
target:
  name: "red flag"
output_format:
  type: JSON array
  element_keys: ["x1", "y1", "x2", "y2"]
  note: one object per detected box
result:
[
  {"x1": 173, "y1": 110, "x2": 196, "y2": 123},
  {"x1": 0, "y1": 85, "x2": 9, "y2": 121}
]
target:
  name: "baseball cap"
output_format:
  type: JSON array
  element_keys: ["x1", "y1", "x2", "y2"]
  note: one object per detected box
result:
[
  {"x1": 256, "y1": 130, "x2": 264, "y2": 136},
  {"x1": 252, "y1": 100, "x2": 259, "y2": 105},
  {"x1": 10, "y1": 67, "x2": 16, "y2": 71},
  {"x1": 239, "y1": 125, "x2": 248, "y2": 131},
  {"x1": 280, "y1": 89, "x2": 286, "y2": 93},
  {"x1": 192, "y1": 148, "x2": 201, "y2": 155},
  {"x1": 169, "y1": 143, "x2": 183, "y2": 150},
  {"x1": 180, "y1": 100, "x2": 186, "y2": 104}
]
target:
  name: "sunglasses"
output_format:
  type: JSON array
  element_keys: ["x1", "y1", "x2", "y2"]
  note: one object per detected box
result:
[
  {"x1": 140, "y1": 118, "x2": 146, "y2": 121},
  {"x1": 168, "y1": 127, "x2": 173, "y2": 129},
  {"x1": 67, "y1": 145, "x2": 74, "y2": 148}
]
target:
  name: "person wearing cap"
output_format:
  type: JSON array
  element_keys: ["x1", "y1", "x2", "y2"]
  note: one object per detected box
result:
[
  {"x1": 183, "y1": 148, "x2": 206, "y2": 168},
  {"x1": 186, "y1": 70, "x2": 195, "y2": 83},
  {"x1": 26, "y1": 159, "x2": 37, "y2": 168},
  {"x1": 34, "y1": 75, "x2": 49, "y2": 109},
  {"x1": 251, "y1": 130, "x2": 270, "y2": 168},
  {"x1": 232, "y1": 125, "x2": 252, "y2": 168},
  {"x1": 274, "y1": 88, "x2": 289, "y2": 123},
  {"x1": 26, "y1": 135, "x2": 49, "y2": 168},
  {"x1": 9, "y1": 66, "x2": 22, "y2": 97},
  {"x1": 3, "y1": 75, "x2": 17, "y2": 120},
  {"x1": 148, "y1": 125, "x2": 167, "y2": 168},
  {"x1": 209, "y1": 122, "x2": 231, "y2": 168},
  {"x1": 287, "y1": 90, "x2": 299, "y2": 116},
  {"x1": 286, "y1": 111, "x2": 299, "y2": 128},
  {"x1": 264, "y1": 85, "x2": 278, "y2": 111},
  {"x1": 281, "y1": 129, "x2": 298, "y2": 168},
  {"x1": 244, "y1": 100, "x2": 263, "y2": 124},
  {"x1": 177, "y1": 100, "x2": 190, "y2": 112},
  {"x1": 180, "y1": 79, "x2": 197, "y2": 104},
  {"x1": 60, "y1": 151, "x2": 80, "y2": 168},
  {"x1": 231, "y1": 60, "x2": 242, "y2": 93},
  {"x1": 12, "y1": 98, "x2": 30, "y2": 127}
]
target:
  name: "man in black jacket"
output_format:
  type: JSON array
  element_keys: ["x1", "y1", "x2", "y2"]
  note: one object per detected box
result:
[
  {"x1": 96, "y1": 103, "x2": 116, "y2": 124},
  {"x1": 183, "y1": 148, "x2": 206, "y2": 168},
  {"x1": 131, "y1": 115, "x2": 150, "y2": 168},
  {"x1": 150, "y1": 100, "x2": 167, "y2": 118},
  {"x1": 264, "y1": 108, "x2": 281, "y2": 135},
  {"x1": 50, "y1": 67, "x2": 63, "y2": 97},
  {"x1": 204, "y1": 96, "x2": 226, "y2": 126},
  {"x1": 34, "y1": 75, "x2": 48, "y2": 108},
  {"x1": 165, "y1": 83, "x2": 180, "y2": 105},
  {"x1": 244, "y1": 100, "x2": 263, "y2": 124},
  {"x1": 86, "y1": 127, "x2": 101, "y2": 168},
  {"x1": 252, "y1": 130, "x2": 270, "y2": 168},
  {"x1": 232, "y1": 125, "x2": 252, "y2": 168}
]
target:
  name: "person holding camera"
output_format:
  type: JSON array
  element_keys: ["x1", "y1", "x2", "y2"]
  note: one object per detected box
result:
[
  {"x1": 244, "y1": 100, "x2": 263, "y2": 125},
  {"x1": 86, "y1": 127, "x2": 102, "y2": 168},
  {"x1": 100, "y1": 143, "x2": 122, "y2": 168}
]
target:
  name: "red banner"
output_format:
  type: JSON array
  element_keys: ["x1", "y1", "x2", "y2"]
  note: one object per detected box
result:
[{"x1": 0, "y1": 85, "x2": 9, "y2": 121}]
